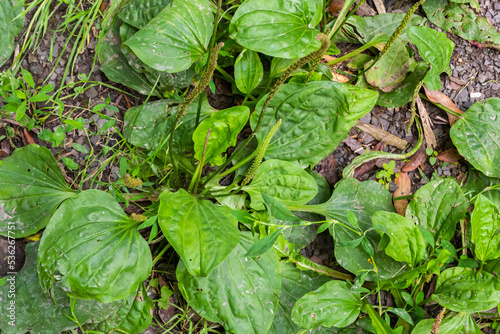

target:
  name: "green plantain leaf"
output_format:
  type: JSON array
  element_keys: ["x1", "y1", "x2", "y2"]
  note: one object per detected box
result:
[
  {"x1": 0, "y1": 144, "x2": 76, "y2": 237},
  {"x1": 177, "y1": 231, "x2": 281, "y2": 334},
  {"x1": 292, "y1": 280, "x2": 361, "y2": 329},
  {"x1": 450, "y1": 98, "x2": 500, "y2": 177},
  {"x1": 250, "y1": 81, "x2": 355, "y2": 166},
  {"x1": 406, "y1": 178, "x2": 467, "y2": 243},
  {"x1": 229, "y1": 0, "x2": 322, "y2": 59},
  {"x1": 412, "y1": 313, "x2": 481, "y2": 334},
  {"x1": 124, "y1": 0, "x2": 213, "y2": 72},
  {"x1": 268, "y1": 263, "x2": 338, "y2": 334},
  {"x1": 193, "y1": 106, "x2": 250, "y2": 166},
  {"x1": 372, "y1": 211, "x2": 426, "y2": 267},
  {"x1": 158, "y1": 189, "x2": 240, "y2": 277},
  {"x1": 298, "y1": 178, "x2": 404, "y2": 280},
  {"x1": 119, "y1": 0, "x2": 172, "y2": 29},
  {"x1": 365, "y1": 37, "x2": 410, "y2": 92},
  {"x1": 471, "y1": 194, "x2": 500, "y2": 262},
  {"x1": 433, "y1": 267, "x2": 500, "y2": 313},
  {"x1": 423, "y1": 0, "x2": 500, "y2": 49},
  {"x1": 0, "y1": 242, "x2": 133, "y2": 334},
  {"x1": 37, "y1": 190, "x2": 152, "y2": 303},
  {"x1": 344, "y1": 84, "x2": 379, "y2": 124},
  {"x1": 123, "y1": 96, "x2": 215, "y2": 151},
  {"x1": 407, "y1": 26, "x2": 454, "y2": 90},
  {"x1": 234, "y1": 50, "x2": 264, "y2": 95},
  {"x1": 461, "y1": 168, "x2": 500, "y2": 206},
  {"x1": 0, "y1": 0, "x2": 24, "y2": 67},
  {"x1": 243, "y1": 159, "x2": 318, "y2": 210}
]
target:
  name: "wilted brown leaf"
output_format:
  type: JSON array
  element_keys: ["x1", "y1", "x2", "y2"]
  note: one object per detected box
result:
[
  {"x1": 327, "y1": 0, "x2": 345, "y2": 16},
  {"x1": 402, "y1": 141, "x2": 426, "y2": 172},
  {"x1": 23, "y1": 129, "x2": 36, "y2": 144},
  {"x1": 436, "y1": 148, "x2": 462, "y2": 163},
  {"x1": 393, "y1": 172, "x2": 411, "y2": 216},
  {"x1": 354, "y1": 142, "x2": 384, "y2": 179},
  {"x1": 423, "y1": 85, "x2": 463, "y2": 125}
]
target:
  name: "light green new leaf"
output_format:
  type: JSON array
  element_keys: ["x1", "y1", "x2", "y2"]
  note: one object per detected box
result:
[
  {"x1": 471, "y1": 194, "x2": 500, "y2": 262},
  {"x1": 0, "y1": 242, "x2": 131, "y2": 334},
  {"x1": 230, "y1": 0, "x2": 322, "y2": 58},
  {"x1": 292, "y1": 280, "x2": 361, "y2": 329},
  {"x1": 119, "y1": 0, "x2": 172, "y2": 29},
  {"x1": 412, "y1": 313, "x2": 481, "y2": 334},
  {"x1": 123, "y1": 96, "x2": 215, "y2": 151},
  {"x1": 406, "y1": 178, "x2": 467, "y2": 243},
  {"x1": 432, "y1": 267, "x2": 500, "y2": 313},
  {"x1": 0, "y1": 0, "x2": 24, "y2": 67},
  {"x1": 37, "y1": 190, "x2": 152, "y2": 303},
  {"x1": 344, "y1": 84, "x2": 379, "y2": 124},
  {"x1": 268, "y1": 263, "x2": 336, "y2": 334},
  {"x1": 242, "y1": 159, "x2": 318, "y2": 210},
  {"x1": 365, "y1": 37, "x2": 410, "y2": 92},
  {"x1": 193, "y1": 106, "x2": 250, "y2": 166},
  {"x1": 450, "y1": 98, "x2": 500, "y2": 177},
  {"x1": 0, "y1": 144, "x2": 76, "y2": 237},
  {"x1": 125, "y1": 0, "x2": 213, "y2": 72},
  {"x1": 177, "y1": 232, "x2": 281, "y2": 334},
  {"x1": 250, "y1": 81, "x2": 353, "y2": 166},
  {"x1": 158, "y1": 189, "x2": 240, "y2": 277},
  {"x1": 235, "y1": 50, "x2": 264, "y2": 94},
  {"x1": 407, "y1": 26, "x2": 454, "y2": 90},
  {"x1": 372, "y1": 211, "x2": 426, "y2": 267}
]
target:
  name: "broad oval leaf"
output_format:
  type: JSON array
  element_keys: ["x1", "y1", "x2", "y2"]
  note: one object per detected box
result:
[
  {"x1": 235, "y1": 50, "x2": 264, "y2": 94},
  {"x1": 450, "y1": 98, "x2": 500, "y2": 177},
  {"x1": 412, "y1": 313, "x2": 481, "y2": 334},
  {"x1": 432, "y1": 267, "x2": 500, "y2": 313},
  {"x1": 268, "y1": 262, "x2": 335, "y2": 334},
  {"x1": 406, "y1": 178, "x2": 467, "y2": 243},
  {"x1": 0, "y1": 242, "x2": 132, "y2": 334},
  {"x1": 37, "y1": 190, "x2": 153, "y2": 303},
  {"x1": 0, "y1": 144, "x2": 76, "y2": 237},
  {"x1": 407, "y1": 26, "x2": 454, "y2": 90},
  {"x1": 242, "y1": 159, "x2": 318, "y2": 210},
  {"x1": 193, "y1": 106, "x2": 250, "y2": 166},
  {"x1": 372, "y1": 211, "x2": 426, "y2": 267},
  {"x1": 0, "y1": 0, "x2": 24, "y2": 67},
  {"x1": 471, "y1": 194, "x2": 500, "y2": 262},
  {"x1": 229, "y1": 0, "x2": 322, "y2": 58},
  {"x1": 365, "y1": 37, "x2": 410, "y2": 92},
  {"x1": 250, "y1": 81, "x2": 352, "y2": 166},
  {"x1": 119, "y1": 0, "x2": 172, "y2": 29},
  {"x1": 177, "y1": 232, "x2": 281, "y2": 334},
  {"x1": 124, "y1": 0, "x2": 214, "y2": 72},
  {"x1": 158, "y1": 189, "x2": 240, "y2": 277},
  {"x1": 292, "y1": 280, "x2": 361, "y2": 329}
]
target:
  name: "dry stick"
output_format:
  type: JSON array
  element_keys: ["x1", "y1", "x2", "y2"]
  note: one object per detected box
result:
[
  {"x1": 355, "y1": 120, "x2": 408, "y2": 150},
  {"x1": 416, "y1": 95, "x2": 437, "y2": 148},
  {"x1": 372, "y1": 0, "x2": 386, "y2": 14},
  {"x1": 407, "y1": 64, "x2": 431, "y2": 132}
]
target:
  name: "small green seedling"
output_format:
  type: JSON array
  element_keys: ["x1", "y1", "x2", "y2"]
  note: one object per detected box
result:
[
  {"x1": 426, "y1": 147, "x2": 438, "y2": 165},
  {"x1": 376, "y1": 160, "x2": 398, "y2": 190}
]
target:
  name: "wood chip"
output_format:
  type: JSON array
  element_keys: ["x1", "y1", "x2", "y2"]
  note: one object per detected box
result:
[
  {"x1": 355, "y1": 121, "x2": 408, "y2": 150},
  {"x1": 343, "y1": 136, "x2": 365, "y2": 154},
  {"x1": 393, "y1": 172, "x2": 411, "y2": 216},
  {"x1": 373, "y1": 0, "x2": 386, "y2": 13},
  {"x1": 356, "y1": 1, "x2": 377, "y2": 16},
  {"x1": 423, "y1": 85, "x2": 463, "y2": 126},
  {"x1": 416, "y1": 96, "x2": 437, "y2": 149}
]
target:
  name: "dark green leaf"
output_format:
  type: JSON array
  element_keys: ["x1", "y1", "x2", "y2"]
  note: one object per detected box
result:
[
  {"x1": 471, "y1": 194, "x2": 500, "y2": 262},
  {"x1": 229, "y1": 0, "x2": 322, "y2": 58},
  {"x1": 119, "y1": 0, "x2": 172, "y2": 29},
  {"x1": 193, "y1": 106, "x2": 250, "y2": 166},
  {"x1": 125, "y1": 0, "x2": 213, "y2": 72},
  {"x1": 412, "y1": 313, "x2": 481, "y2": 334},
  {"x1": 158, "y1": 189, "x2": 240, "y2": 277},
  {"x1": 0, "y1": 144, "x2": 76, "y2": 237},
  {"x1": 432, "y1": 267, "x2": 500, "y2": 313},
  {"x1": 0, "y1": 0, "x2": 24, "y2": 67},
  {"x1": 406, "y1": 178, "x2": 467, "y2": 242},
  {"x1": 61, "y1": 157, "x2": 79, "y2": 170},
  {"x1": 292, "y1": 280, "x2": 361, "y2": 328},
  {"x1": 450, "y1": 98, "x2": 500, "y2": 177},
  {"x1": 262, "y1": 193, "x2": 302, "y2": 222},
  {"x1": 235, "y1": 50, "x2": 264, "y2": 94},
  {"x1": 177, "y1": 232, "x2": 281, "y2": 334},
  {"x1": 38, "y1": 190, "x2": 152, "y2": 303},
  {"x1": 245, "y1": 229, "x2": 282, "y2": 257}
]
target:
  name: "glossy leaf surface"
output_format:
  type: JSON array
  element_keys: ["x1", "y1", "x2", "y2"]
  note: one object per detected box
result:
[
  {"x1": 243, "y1": 159, "x2": 318, "y2": 210},
  {"x1": 0, "y1": 144, "x2": 76, "y2": 237},
  {"x1": 406, "y1": 178, "x2": 467, "y2": 242},
  {"x1": 125, "y1": 0, "x2": 213, "y2": 72},
  {"x1": 159, "y1": 189, "x2": 240, "y2": 277},
  {"x1": 412, "y1": 313, "x2": 481, "y2": 334},
  {"x1": 471, "y1": 194, "x2": 500, "y2": 262},
  {"x1": 0, "y1": 0, "x2": 24, "y2": 67},
  {"x1": 193, "y1": 106, "x2": 250, "y2": 166},
  {"x1": 119, "y1": 0, "x2": 172, "y2": 29},
  {"x1": 450, "y1": 98, "x2": 500, "y2": 177},
  {"x1": 177, "y1": 232, "x2": 281, "y2": 334},
  {"x1": 234, "y1": 50, "x2": 264, "y2": 94},
  {"x1": 38, "y1": 190, "x2": 152, "y2": 303},
  {"x1": 230, "y1": 0, "x2": 322, "y2": 58}
]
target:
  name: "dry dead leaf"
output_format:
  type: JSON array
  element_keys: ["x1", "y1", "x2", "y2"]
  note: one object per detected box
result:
[
  {"x1": 402, "y1": 141, "x2": 426, "y2": 172},
  {"x1": 423, "y1": 85, "x2": 463, "y2": 125},
  {"x1": 416, "y1": 96, "x2": 437, "y2": 149},
  {"x1": 436, "y1": 148, "x2": 462, "y2": 163},
  {"x1": 354, "y1": 142, "x2": 384, "y2": 179},
  {"x1": 23, "y1": 129, "x2": 36, "y2": 144},
  {"x1": 331, "y1": 72, "x2": 350, "y2": 83},
  {"x1": 327, "y1": 0, "x2": 345, "y2": 16},
  {"x1": 394, "y1": 172, "x2": 411, "y2": 216}
]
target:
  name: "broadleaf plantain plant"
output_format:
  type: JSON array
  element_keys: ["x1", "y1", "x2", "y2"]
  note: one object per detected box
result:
[{"x1": 1, "y1": 0, "x2": 500, "y2": 333}]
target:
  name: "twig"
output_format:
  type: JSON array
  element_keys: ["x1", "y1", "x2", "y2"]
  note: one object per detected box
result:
[
  {"x1": 373, "y1": 0, "x2": 386, "y2": 14},
  {"x1": 416, "y1": 96, "x2": 437, "y2": 148},
  {"x1": 355, "y1": 120, "x2": 408, "y2": 150}
]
